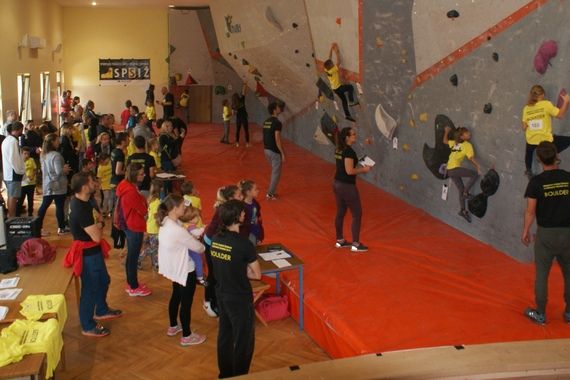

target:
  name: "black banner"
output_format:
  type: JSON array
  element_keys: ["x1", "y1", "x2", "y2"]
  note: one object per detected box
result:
[{"x1": 99, "y1": 59, "x2": 150, "y2": 81}]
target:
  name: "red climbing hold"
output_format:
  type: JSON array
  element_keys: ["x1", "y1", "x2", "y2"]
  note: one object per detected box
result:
[{"x1": 336, "y1": 17, "x2": 342, "y2": 25}]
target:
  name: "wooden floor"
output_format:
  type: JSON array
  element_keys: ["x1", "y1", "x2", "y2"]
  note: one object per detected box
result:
[{"x1": 28, "y1": 206, "x2": 329, "y2": 379}]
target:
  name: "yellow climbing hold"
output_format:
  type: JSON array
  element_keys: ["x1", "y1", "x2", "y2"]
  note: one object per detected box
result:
[
  {"x1": 332, "y1": 115, "x2": 337, "y2": 123},
  {"x1": 409, "y1": 119, "x2": 416, "y2": 128},
  {"x1": 419, "y1": 113, "x2": 428, "y2": 122},
  {"x1": 411, "y1": 173, "x2": 419, "y2": 180},
  {"x1": 376, "y1": 36, "x2": 384, "y2": 48},
  {"x1": 402, "y1": 143, "x2": 410, "y2": 151},
  {"x1": 399, "y1": 185, "x2": 405, "y2": 191},
  {"x1": 318, "y1": 95, "x2": 325, "y2": 102}
]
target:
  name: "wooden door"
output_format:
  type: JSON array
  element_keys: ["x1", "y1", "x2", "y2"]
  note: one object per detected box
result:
[{"x1": 188, "y1": 85, "x2": 212, "y2": 123}]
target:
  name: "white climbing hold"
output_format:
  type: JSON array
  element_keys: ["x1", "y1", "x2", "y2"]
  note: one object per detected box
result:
[
  {"x1": 374, "y1": 103, "x2": 397, "y2": 140},
  {"x1": 314, "y1": 125, "x2": 331, "y2": 145}
]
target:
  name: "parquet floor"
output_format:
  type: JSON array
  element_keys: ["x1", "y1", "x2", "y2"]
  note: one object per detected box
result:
[{"x1": 31, "y1": 202, "x2": 328, "y2": 379}]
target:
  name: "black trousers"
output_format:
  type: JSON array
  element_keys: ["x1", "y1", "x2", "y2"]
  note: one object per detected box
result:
[
  {"x1": 17, "y1": 184, "x2": 35, "y2": 216},
  {"x1": 169, "y1": 271, "x2": 197, "y2": 337},
  {"x1": 525, "y1": 135, "x2": 570, "y2": 171},
  {"x1": 333, "y1": 180, "x2": 362, "y2": 243},
  {"x1": 204, "y1": 243, "x2": 218, "y2": 310},
  {"x1": 217, "y1": 294, "x2": 255, "y2": 379},
  {"x1": 333, "y1": 84, "x2": 355, "y2": 118},
  {"x1": 235, "y1": 112, "x2": 249, "y2": 143}
]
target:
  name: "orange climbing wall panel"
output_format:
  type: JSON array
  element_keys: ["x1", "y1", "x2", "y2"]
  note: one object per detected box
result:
[{"x1": 182, "y1": 123, "x2": 570, "y2": 359}]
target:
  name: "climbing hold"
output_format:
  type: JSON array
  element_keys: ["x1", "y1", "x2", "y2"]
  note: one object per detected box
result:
[
  {"x1": 316, "y1": 78, "x2": 335, "y2": 100},
  {"x1": 534, "y1": 40, "x2": 558, "y2": 75},
  {"x1": 492, "y1": 52, "x2": 499, "y2": 62},
  {"x1": 214, "y1": 85, "x2": 226, "y2": 95},
  {"x1": 320, "y1": 112, "x2": 338, "y2": 145},
  {"x1": 411, "y1": 174, "x2": 419, "y2": 180},
  {"x1": 254, "y1": 76, "x2": 261, "y2": 82},
  {"x1": 403, "y1": 143, "x2": 411, "y2": 151},
  {"x1": 483, "y1": 103, "x2": 493, "y2": 114},
  {"x1": 255, "y1": 82, "x2": 270, "y2": 97},
  {"x1": 409, "y1": 119, "x2": 415, "y2": 128},
  {"x1": 233, "y1": 54, "x2": 237, "y2": 59},
  {"x1": 419, "y1": 112, "x2": 428, "y2": 122},
  {"x1": 240, "y1": 41, "x2": 245, "y2": 49},
  {"x1": 314, "y1": 124, "x2": 332, "y2": 145},
  {"x1": 399, "y1": 185, "x2": 405, "y2": 191},
  {"x1": 449, "y1": 74, "x2": 458, "y2": 87},
  {"x1": 557, "y1": 88, "x2": 567, "y2": 108},
  {"x1": 265, "y1": 6, "x2": 284, "y2": 32},
  {"x1": 336, "y1": 17, "x2": 342, "y2": 25},
  {"x1": 292, "y1": 22, "x2": 298, "y2": 29},
  {"x1": 312, "y1": 53, "x2": 315, "y2": 58},
  {"x1": 241, "y1": 59, "x2": 249, "y2": 66},
  {"x1": 332, "y1": 115, "x2": 338, "y2": 123},
  {"x1": 305, "y1": 63, "x2": 310, "y2": 68},
  {"x1": 374, "y1": 103, "x2": 397, "y2": 140},
  {"x1": 447, "y1": 10, "x2": 459, "y2": 19},
  {"x1": 376, "y1": 36, "x2": 384, "y2": 48},
  {"x1": 423, "y1": 114, "x2": 456, "y2": 180},
  {"x1": 364, "y1": 138, "x2": 373, "y2": 145},
  {"x1": 295, "y1": 49, "x2": 299, "y2": 54}
]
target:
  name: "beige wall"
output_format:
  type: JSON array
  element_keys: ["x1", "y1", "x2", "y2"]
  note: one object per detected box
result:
[
  {"x1": 63, "y1": 7, "x2": 169, "y2": 119},
  {"x1": 0, "y1": 0, "x2": 64, "y2": 124}
]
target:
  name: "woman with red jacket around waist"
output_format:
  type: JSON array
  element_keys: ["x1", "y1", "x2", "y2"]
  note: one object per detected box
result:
[{"x1": 116, "y1": 163, "x2": 151, "y2": 297}]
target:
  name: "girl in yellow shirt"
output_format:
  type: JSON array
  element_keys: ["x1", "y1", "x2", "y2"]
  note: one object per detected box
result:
[
  {"x1": 521, "y1": 85, "x2": 570, "y2": 178},
  {"x1": 139, "y1": 180, "x2": 162, "y2": 271},
  {"x1": 443, "y1": 126, "x2": 481, "y2": 223},
  {"x1": 220, "y1": 99, "x2": 231, "y2": 144},
  {"x1": 96, "y1": 153, "x2": 113, "y2": 216}
]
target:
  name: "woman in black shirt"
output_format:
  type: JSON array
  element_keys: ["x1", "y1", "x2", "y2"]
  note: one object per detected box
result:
[{"x1": 333, "y1": 127, "x2": 371, "y2": 252}]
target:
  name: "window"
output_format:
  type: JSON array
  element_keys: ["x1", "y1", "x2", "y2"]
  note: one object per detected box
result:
[
  {"x1": 17, "y1": 73, "x2": 32, "y2": 123},
  {"x1": 56, "y1": 71, "x2": 62, "y2": 126},
  {"x1": 40, "y1": 72, "x2": 51, "y2": 121}
]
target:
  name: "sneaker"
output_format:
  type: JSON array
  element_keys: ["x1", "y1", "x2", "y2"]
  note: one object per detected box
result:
[
  {"x1": 82, "y1": 324, "x2": 110, "y2": 338},
  {"x1": 235, "y1": 142, "x2": 240, "y2": 147},
  {"x1": 126, "y1": 285, "x2": 152, "y2": 297},
  {"x1": 180, "y1": 332, "x2": 206, "y2": 346},
  {"x1": 335, "y1": 239, "x2": 352, "y2": 248},
  {"x1": 458, "y1": 209, "x2": 472, "y2": 223},
  {"x1": 346, "y1": 115, "x2": 356, "y2": 122},
  {"x1": 266, "y1": 193, "x2": 277, "y2": 201},
  {"x1": 197, "y1": 277, "x2": 208, "y2": 287},
  {"x1": 524, "y1": 307, "x2": 546, "y2": 325},
  {"x1": 166, "y1": 325, "x2": 183, "y2": 337},
  {"x1": 94, "y1": 309, "x2": 123, "y2": 321},
  {"x1": 203, "y1": 301, "x2": 218, "y2": 318},
  {"x1": 351, "y1": 243, "x2": 368, "y2": 252},
  {"x1": 57, "y1": 227, "x2": 70, "y2": 235},
  {"x1": 564, "y1": 312, "x2": 570, "y2": 323}
]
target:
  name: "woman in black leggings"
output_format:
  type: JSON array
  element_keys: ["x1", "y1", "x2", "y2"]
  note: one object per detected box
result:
[
  {"x1": 232, "y1": 83, "x2": 250, "y2": 147},
  {"x1": 333, "y1": 127, "x2": 371, "y2": 252}
]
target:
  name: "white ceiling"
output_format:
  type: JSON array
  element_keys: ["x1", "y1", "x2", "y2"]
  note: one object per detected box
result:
[{"x1": 56, "y1": 0, "x2": 209, "y2": 8}]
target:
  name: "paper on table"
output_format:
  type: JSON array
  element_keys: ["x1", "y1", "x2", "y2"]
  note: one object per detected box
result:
[
  {"x1": 0, "y1": 277, "x2": 20, "y2": 289},
  {"x1": 272, "y1": 259, "x2": 291, "y2": 268},
  {"x1": 0, "y1": 306, "x2": 8, "y2": 321},
  {"x1": 156, "y1": 172, "x2": 176, "y2": 179},
  {"x1": 0, "y1": 288, "x2": 23, "y2": 301},
  {"x1": 259, "y1": 250, "x2": 291, "y2": 261}
]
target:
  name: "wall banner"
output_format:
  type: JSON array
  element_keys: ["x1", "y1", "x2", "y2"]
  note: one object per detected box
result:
[{"x1": 99, "y1": 59, "x2": 150, "y2": 81}]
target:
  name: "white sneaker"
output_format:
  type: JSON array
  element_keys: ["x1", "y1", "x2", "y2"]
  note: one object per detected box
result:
[{"x1": 203, "y1": 301, "x2": 218, "y2": 318}]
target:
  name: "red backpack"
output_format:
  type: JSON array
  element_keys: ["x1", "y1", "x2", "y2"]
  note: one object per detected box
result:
[{"x1": 16, "y1": 238, "x2": 56, "y2": 266}]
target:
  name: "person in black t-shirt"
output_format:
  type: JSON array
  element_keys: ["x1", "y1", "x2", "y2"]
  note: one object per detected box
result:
[
  {"x1": 211, "y1": 199, "x2": 261, "y2": 379},
  {"x1": 522, "y1": 141, "x2": 570, "y2": 325},
  {"x1": 127, "y1": 135, "x2": 156, "y2": 198},
  {"x1": 110, "y1": 132, "x2": 128, "y2": 188},
  {"x1": 67, "y1": 172, "x2": 122, "y2": 337},
  {"x1": 157, "y1": 87, "x2": 174, "y2": 119},
  {"x1": 232, "y1": 83, "x2": 250, "y2": 147},
  {"x1": 333, "y1": 127, "x2": 372, "y2": 252},
  {"x1": 262, "y1": 102, "x2": 285, "y2": 200}
]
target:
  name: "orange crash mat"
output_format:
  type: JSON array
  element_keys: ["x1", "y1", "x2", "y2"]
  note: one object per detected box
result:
[{"x1": 181, "y1": 123, "x2": 570, "y2": 359}]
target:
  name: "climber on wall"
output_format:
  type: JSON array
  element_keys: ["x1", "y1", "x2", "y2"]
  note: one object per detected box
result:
[
  {"x1": 324, "y1": 43, "x2": 358, "y2": 122},
  {"x1": 521, "y1": 85, "x2": 570, "y2": 180},
  {"x1": 443, "y1": 126, "x2": 481, "y2": 223}
]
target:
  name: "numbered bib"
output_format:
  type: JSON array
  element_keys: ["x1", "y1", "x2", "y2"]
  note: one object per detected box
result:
[{"x1": 528, "y1": 119, "x2": 543, "y2": 131}]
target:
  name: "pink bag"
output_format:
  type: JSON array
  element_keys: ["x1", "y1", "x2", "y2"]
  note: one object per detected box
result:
[
  {"x1": 16, "y1": 238, "x2": 57, "y2": 266},
  {"x1": 256, "y1": 294, "x2": 290, "y2": 322}
]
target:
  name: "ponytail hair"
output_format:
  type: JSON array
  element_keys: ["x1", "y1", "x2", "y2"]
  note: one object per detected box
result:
[
  {"x1": 156, "y1": 194, "x2": 184, "y2": 226},
  {"x1": 336, "y1": 127, "x2": 353, "y2": 152},
  {"x1": 214, "y1": 184, "x2": 239, "y2": 208},
  {"x1": 238, "y1": 179, "x2": 255, "y2": 195},
  {"x1": 528, "y1": 85, "x2": 545, "y2": 106}
]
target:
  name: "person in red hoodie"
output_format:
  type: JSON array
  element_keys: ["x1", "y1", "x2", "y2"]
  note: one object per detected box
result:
[
  {"x1": 116, "y1": 162, "x2": 151, "y2": 296},
  {"x1": 120, "y1": 100, "x2": 132, "y2": 129}
]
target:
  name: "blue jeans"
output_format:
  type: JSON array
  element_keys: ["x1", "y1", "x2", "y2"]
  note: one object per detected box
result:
[
  {"x1": 37, "y1": 194, "x2": 67, "y2": 229},
  {"x1": 80, "y1": 250, "x2": 110, "y2": 331},
  {"x1": 125, "y1": 228, "x2": 144, "y2": 289}
]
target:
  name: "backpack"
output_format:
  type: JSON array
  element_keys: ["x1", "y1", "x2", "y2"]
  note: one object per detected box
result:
[
  {"x1": 16, "y1": 238, "x2": 56, "y2": 266},
  {"x1": 256, "y1": 294, "x2": 289, "y2": 322},
  {"x1": 113, "y1": 196, "x2": 128, "y2": 230}
]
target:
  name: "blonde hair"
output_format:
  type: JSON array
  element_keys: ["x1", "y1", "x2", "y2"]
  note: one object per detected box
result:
[
  {"x1": 179, "y1": 204, "x2": 200, "y2": 224},
  {"x1": 528, "y1": 85, "x2": 545, "y2": 106},
  {"x1": 214, "y1": 185, "x2": 239, "y2": 208},
  {"x1": 96, "y1": 131, "x2": 110, "y2": 145}
]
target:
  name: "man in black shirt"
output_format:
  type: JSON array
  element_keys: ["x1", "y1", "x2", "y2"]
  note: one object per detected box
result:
[
  {"x1": 110, "y1": 132, "x2": 128, "y2": 188},
  {"x1": 522, "y1": 141, "x2": 570, "y2": 325},
  {"x1": 262, "y1": 102, "x2": 284, "y2": 200},
  {"x1": 68, "y1": 172, "x2": 121, "y2": 337},
  {"x1": 211, "y1": 200, "x2": 261, "y2": 378},
  {"x1": 127, "y1": 135, "x2": 156, "y2": 198},
  {"x1": 157, "y1": 86, "x2": 174, "y2": 119}
]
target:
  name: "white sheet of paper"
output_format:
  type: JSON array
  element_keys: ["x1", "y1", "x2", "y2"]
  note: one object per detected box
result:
[
  {"x1": 0, "y1": 288, "x2": 23, "y2": 301},
  {"x1": 359, "y1": 156, "x2": 376, "y2": 167},
  {"x1": 156, "y1": 172, "x2": 176, "y2": 179},
  {"x1": 272, "y1": 259, "x2": 291, "y2": 268},
  {"x1": 0, "y1": 277, "x2": 20, "y2": 289},
  {"x1": 258, "y1": 250, "x2": 291, "y2": 261},
  {"x1": 441, "y1": 183, "x2": 449, "y2": 201},
  {"x1": 0, "y1": 306, "x2": 8, "y2": 321}
]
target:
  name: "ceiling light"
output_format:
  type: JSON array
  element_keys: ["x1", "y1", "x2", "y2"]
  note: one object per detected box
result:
[{"x1": 92, "y1": 1, "x2": 97, "y2": 5}]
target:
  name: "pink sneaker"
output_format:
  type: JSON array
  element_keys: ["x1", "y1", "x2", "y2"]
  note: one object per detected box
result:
[
  {"x1": 180, "y1": 333, "x2": 206, "y2": 346},
  {"x1": 166, "y1": 325, "x2": 182, "y2": 337},
  {"x1": 126, "y1": 285, "x2": 152, "y2": 297}
]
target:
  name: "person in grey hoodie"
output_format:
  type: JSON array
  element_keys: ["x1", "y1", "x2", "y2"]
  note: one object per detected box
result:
[{"x1": 37, "y1": 133, "x2": 71, "y2": 235}]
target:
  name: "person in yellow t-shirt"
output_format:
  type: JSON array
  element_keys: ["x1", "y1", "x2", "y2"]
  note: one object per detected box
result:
[
  {"x1": 145, "y1": 100, "x2": 156, "y2": 128},
  {"x1": 443, "y1": 126, "x2": 481, "y2": 223},
  {"x1": 522, "y1": 85, "x2": 570, "y2": 178},
  {"x1": 181, "y1": 181, "x2": 203, "y2": 227},
  {"x1": 220, "y1": 99, "x2": 232, "y2": 144},
  {"x1": 324, "y1": 43, "x2": 358, "y2": 122},
  {"x1": 179, "y1": 89, "x2": 190, "y2": 124},
  {"x1": 17, "y1": 147, "x2": 37, "y2": 216},
  {"x1": 148, "y1": 137, "x2": 161, "y2": 171},
  {"x1": 96, "y1": 153, "x2": 113, "y2": 216},
  {"x1": 139, "y1": 180, "x2": 161, "y2": 271}
]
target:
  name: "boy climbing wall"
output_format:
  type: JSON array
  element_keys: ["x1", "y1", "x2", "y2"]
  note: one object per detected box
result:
[{"x1": 324, "y1": 43, "x2": 359, "y2": 122}]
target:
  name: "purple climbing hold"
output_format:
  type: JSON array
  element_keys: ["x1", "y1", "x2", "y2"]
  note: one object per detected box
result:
[
  {"x1": 534, "y1": 40, "x2": 557, "y2": 75},
  {"x1": 447, "y1": 10, "x2": 459, "y2": 19}
]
